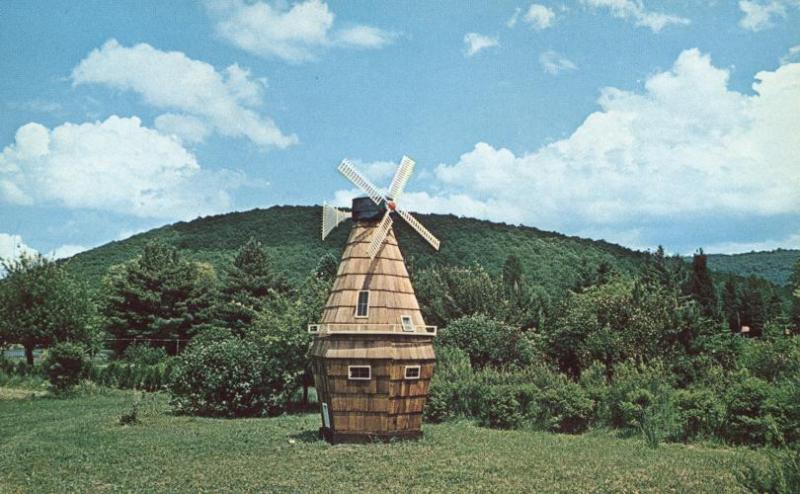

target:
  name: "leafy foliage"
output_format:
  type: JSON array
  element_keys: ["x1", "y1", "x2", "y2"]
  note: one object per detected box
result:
[
  {"x1": 42, "y1": 342, "x2": 91, "y2": 391},
  {"x1": 0, "y1": 253, "x2": 97, "y2": 364},
  {"x1": 437, "y1": 314, "x2": 536, "y2": 369}
]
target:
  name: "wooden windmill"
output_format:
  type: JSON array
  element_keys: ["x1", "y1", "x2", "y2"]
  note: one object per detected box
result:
[{"x1": 309, "y1": 156, "x2": 440, "y2": 443}]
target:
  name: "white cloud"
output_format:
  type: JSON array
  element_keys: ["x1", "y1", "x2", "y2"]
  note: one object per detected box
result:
[
  {"x1": 507, "y1": 7, "x2": 522, "y2": 28},
  {"x1": 583, "y1": 0, "x2": 690, "y2": 32},
  {"x1": 419, "y1": 51, "x2": 799, "y2": 239},
  {"x1": 704, "y1": 232, "x2": 800, "y2": 255},
  {"x1": 539, "y1": 50, "x2": 578, "y2": 75},
  {"x1": 0, "y1": 233, "x2": 37, "y2": 261},
  {"x1": 205, "y1": 0, "x2": 394, "y2": 62},
  {"x1": 72, "y1": 39, "x2": 297, "y2": 149},
  {"x1": 781, "y1": 45, "x2": 800, "y2": 64},
  {"x1": 524, "y1": 4, "x2": 556, "y2": 30},
  {"x1": 738, "y1": 0, "x2": 797, "y2": 31},
  {"x1": 463, "y1": 33, "x2": 500, "y2": 57},
  {"x1": 0, "y1": 116, "x2": 243, "y2": 220}
]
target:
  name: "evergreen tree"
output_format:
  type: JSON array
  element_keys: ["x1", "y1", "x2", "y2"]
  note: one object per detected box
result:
[
  {"x1": 721, "y1": 277, "x2": 740, "y2": 333},
  {"x1": 687, "y1": 249, "x2": 718, "y2": 319},
  {"x1": 738, "y1": 276, "x2": 767, "y2": 337},
  {"x1": 0, "y1": 253, "x2": 96, "y2": 364},
  {"x1": 502, "y1": 254, "x2": 524, "y2": 290},
  {"x1": 791, "y1": 259, "x2": 800, "y2": 331},
  {"x1": 314, "y1": 253, "x2": 339, "y2": 282},
  {"x1": 217, "y1": 238, "x2": 289, "y2": 336},
  {"x1": 103, "y1": 242, "x2": 217, "y2": 354}
]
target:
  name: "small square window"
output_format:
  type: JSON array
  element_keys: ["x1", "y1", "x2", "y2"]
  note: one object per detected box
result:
[
  {"x1": 355, "y1": 290, "x2": 369, "y2": 317},
  {"x1": 400, "y1": 315, "x2": 414, "y2": 332},
  {"x1": 348, "y1": 365, "x2": 371, "y2": 380},
  {"x1": 404, "y1": 365, "x2": 421, "y2": 380}
]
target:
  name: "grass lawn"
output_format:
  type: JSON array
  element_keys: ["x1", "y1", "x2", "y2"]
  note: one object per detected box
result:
[{"x1": 0, "y1": 388, "x2": 766, "y2": 493}]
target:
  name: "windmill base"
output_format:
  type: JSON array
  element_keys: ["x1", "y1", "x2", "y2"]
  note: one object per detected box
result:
[{"x1": 319, "y1": 427, "x2": 422, "y2": 444}]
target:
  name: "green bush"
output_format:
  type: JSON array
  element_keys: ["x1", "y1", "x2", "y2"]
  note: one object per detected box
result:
[
  {"x1": 737, "y1": 447, "x2": 800, "y2": 494},
  {"x1": 424, "y1": 380, "x2": 456, "y2": 423},
  {"x1": 672, "y1": 388, "x2": 724, "y2": 442},
  {"x1": 438, "y1": 314, "x2": 535, "y2": 370},
  {"x1": 122, "y1": 344, "x2": 168, "y2": 365},
  {"x1": 42, "y1": 342, "x2": 91, "y2": 392},
  {"x1": 536, "y1": 380, "x2": 594, "y2": 434},
  {"x1": 168, "y1": 338, "x2": 291, "y2": 417},
  {"x1": 478, "y1": 386, "x2": 523, "y2": 429},
  {"x1": 723, "y1": 376, "x2": 780, "y2": 446}
]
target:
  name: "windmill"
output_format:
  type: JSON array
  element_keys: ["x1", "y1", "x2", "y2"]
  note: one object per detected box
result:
[{"x1": 309, "y1": 156, "x2": 439, "y2": 444}]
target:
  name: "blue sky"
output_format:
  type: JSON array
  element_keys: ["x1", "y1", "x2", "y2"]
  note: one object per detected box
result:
[{"x1": 1, "y1": 0, "x2": 798, "y2": 260}]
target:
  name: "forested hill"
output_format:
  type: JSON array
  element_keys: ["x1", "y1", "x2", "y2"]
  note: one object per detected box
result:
[
  {"x1": 63, "y1": 205, "x2": 652, "y2": 295},
  {"x1": 704, "y1": 249, "x2": 799, "y2": 286}
]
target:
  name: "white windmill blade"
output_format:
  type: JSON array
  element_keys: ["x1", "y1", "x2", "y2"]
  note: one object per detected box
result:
[
  {"x1": 367, "y1": 211, "x2": 393, "y2": 259},
  {"x1": 396, "y1": 209, "x2": 440, "y2": 251},
  {"x1": 338, "y1": 159, "x2": 386, "y2": 207},
  {"x1": 387, "y1": 156, "x2": 415, "y2": 202},
  {"x1": 321, "y1": 203, "x2": 350, "y2": 240}
]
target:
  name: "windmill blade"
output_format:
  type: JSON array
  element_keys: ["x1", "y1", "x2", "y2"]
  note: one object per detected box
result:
[
  {"x1": 366, "y1": 211, "x2": 393, "y2": 259},
  {"x1": 321, "y1": 203, "x2": 350, "y2": 240},
  {"x1": 338, "y1": 159, "x2": 386, "y2": 207},
  {"x1": 387, "y1": 156, "x2": 415, "y2": 202},
  {"x1": 396, "y1": 209, "x2": 440, "y2": 251}
]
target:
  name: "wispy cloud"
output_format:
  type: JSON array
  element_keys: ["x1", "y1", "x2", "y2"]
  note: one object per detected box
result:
[
  {"x1": 539, "y1": 50, "x2": 578, "y2": 75},
  {"x1": 205, "y1": 0, "x2": 395, "y2": 63},
  {"x1": 583, "y1": 0, "x2": 690, "y2": 32},
  {"x1": 463, "y1": 33, "x2": 499, "y2": 57},
  {"x1": 524, "y1": 4, "x2": 556, "y2": 30},
  {"x1": 738, "y1": 0, "x2": 793, "y2": 31}
]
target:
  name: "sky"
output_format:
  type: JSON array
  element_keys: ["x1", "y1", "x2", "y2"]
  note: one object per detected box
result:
[{"x1": 1, "y1": 0, "x2": 799, "y2": 260}]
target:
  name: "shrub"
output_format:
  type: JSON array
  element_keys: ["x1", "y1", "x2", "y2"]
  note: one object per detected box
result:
[
  {"x1": 604, "y1": 360, "x2": 675, "y2": 429},
  {"x1": 438, "y1": 314, "x2": 535, "y2": 369},
  {"x1": 42, "y1": 342, "x2": 91, "y2": 392},
  {"x1": 536, "y1": 380, "x2": 594, "y2": 434},
  {"x1": 766, "y1": 380, "x2": 800, "y2": 445},
  {"x1": 424, "y1": 380, "x2": 456, "y2": 423},
  {"x1": 737, "y1": 447, "x2": 800, "y2": 494},
  {"x1": 478, "y1": 386, "x2": 523, "y2": 429},
  {"x1": 168, "y1": 338, "x2": 291, "y2": 417},
  {"x1": 122, "y1": 344, "x2": 167, "y2": 365},
  {"x1": 723, "y1": 376, "x2": 780, "y2": 446},
  {"x1": 672, "y1": 388, "x2": 724, "y2": 442}
]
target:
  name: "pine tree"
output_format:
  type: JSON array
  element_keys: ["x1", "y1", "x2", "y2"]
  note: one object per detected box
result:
[
  {"x1": 687, "y1": 249, "x2": 718, "y2": 319},
  {"x1": 791, "y1": 259, "x2": 800, "y2": 332},
  {"x1": 103, "y1": 242, "x2": 216, "y2": 354},
  {"x1": 721, "y1": 277, "x2": 740, "y2": 333},
  {"x1": 216, "y1": 238, "x2": 288, "y2": 336}
]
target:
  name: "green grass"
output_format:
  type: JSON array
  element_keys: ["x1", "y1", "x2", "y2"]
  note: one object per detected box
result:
[{"x1": 0, "y1": 389, "x2": 768, "y2": 493}]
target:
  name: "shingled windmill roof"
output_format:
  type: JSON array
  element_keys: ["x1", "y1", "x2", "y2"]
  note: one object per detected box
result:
[{"x1": 318, "y1": 220, "x2": 432, "y2": 333}]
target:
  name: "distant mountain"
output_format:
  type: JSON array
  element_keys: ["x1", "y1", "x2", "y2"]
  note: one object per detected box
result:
[
  {"x1": 63, "y1": 205, "x2": 652, "y2": 295},
  {"x1": 703, "y1": 249, "x2": 799, "y2": 287}
]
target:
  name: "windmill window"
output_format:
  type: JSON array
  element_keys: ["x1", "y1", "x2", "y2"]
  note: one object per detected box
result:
[
  {"x1": 355, "y1": 290, "x2": 370, "y2": 317},
  {"x1": 348, "y1": 365, "x2": 371, "y2": 380},
  {"x1": 404, "y1": 365, "x2": 421, "y2": 380},
  {"x1": 400, "y1": 315, "x2": 414, "y2": 332}
]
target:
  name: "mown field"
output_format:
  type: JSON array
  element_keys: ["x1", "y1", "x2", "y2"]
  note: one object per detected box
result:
[{"x1": 0, "y1": 388, "x2": 768, "y2": 493}]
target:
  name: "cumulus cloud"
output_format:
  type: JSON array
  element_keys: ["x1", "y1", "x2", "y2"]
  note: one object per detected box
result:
[
  {"x1": 0, "y1": 116, "x2": 244, "y2": 220},
  {"x1": 583, "y1": 0, "x2": 690, "y2": 32},
  {"x1": 334, "y1": 51, "x2": 799, "y2": 252},
  {"x1": 539, "y1": 50, "x2": 578, "y2": 75},
  {"x1": 463, "y1": 33, "x2": 500, "y2": 57},
  {"x1": 205, "y1": 0, "x2": 394, "y2": 62},
  {"x1": 738, "y1": 0, "x2": 797, "y2": 31},
  {"x1": 524, "y1": 4, "x2": 556, "y2": 30},
  {"x1": 0, "y1": 233, "x2": 37, "y2": 261},
  {"x1": 71, "y1": 39, "x2": 297, "y2": 149}
]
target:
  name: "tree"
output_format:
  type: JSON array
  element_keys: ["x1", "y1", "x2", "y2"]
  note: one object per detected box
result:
[
  {"x1": 0, "y1": 253, "x2": 96, "y2": 364},
  {"x1": 791, "y1": 259, "x2": 800, "y2": 332},
  {"x1": 254, "y1": 268, "x2": 332, "y2": 405},
  {"x1": 216, "y1": 238, "x2": 289, "y2": 336},
  {"x1": 502, "y1": 254, "x2": 523, "y2": 290},
  {"x1": 721, "y1": 278, "x2": 741, "y2": 333},
  {"x1": 103, "y1": 242, "x2": 217, "y2": 354},
  {"x1": 686, "y1": 249, "x2": 717, "y2": 319},
  {"x1": 437, "y1": 314, "x2": 535, "y2": 369}
]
